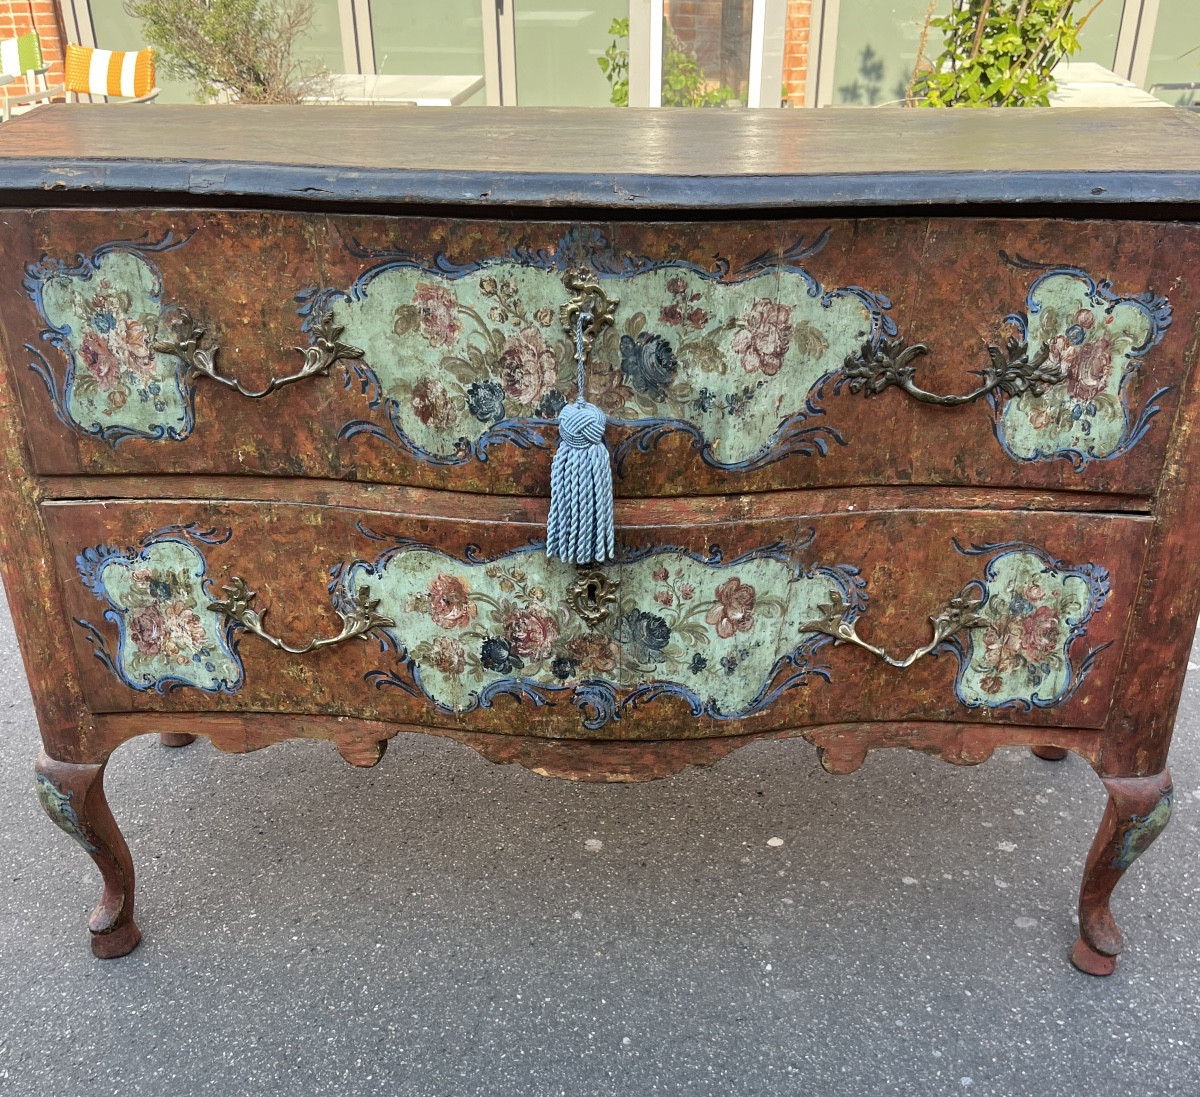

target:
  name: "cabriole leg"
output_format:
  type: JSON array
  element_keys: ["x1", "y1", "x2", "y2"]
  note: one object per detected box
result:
[
  {"x1": 1072, "y1": 769, "x2": 1172, "y2": 977},
  {"x1": 34, "y1": 749, "x2": 141, "y2": 959}
]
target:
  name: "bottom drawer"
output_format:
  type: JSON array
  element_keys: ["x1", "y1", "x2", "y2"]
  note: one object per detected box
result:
[{"x1": 44, "y1": 498, "x2": 1150, "y2": 739}]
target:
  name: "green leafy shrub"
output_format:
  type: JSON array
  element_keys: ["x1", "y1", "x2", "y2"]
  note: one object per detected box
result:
[
  {"x1": 911, "y1": 0, "x2": 1104, "y2": 107},
  {"x1": 124, "y1": 0, "x2": 330, "y2": 103},
  {"x1": 598, "y1": 18, "x2": 739, "y2": 108}
]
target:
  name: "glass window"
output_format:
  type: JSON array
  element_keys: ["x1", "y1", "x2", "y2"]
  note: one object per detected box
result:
[
  {"x1": 1144, "y1": 0, "x2": 1200, "y2": 107},
  {"x1": 370, "y1": 0, "x2": 487, "y2": 104},
  {"x1": 515, "y1": 0, "x2": 629, "y2": 107},
  {"x1": 830, "y1": 0, "x2": 931, "y2": 105},
  {"x1": 1073, "y1": 0, "x2": 1124, "y2": 70},
  {"x1": 660, "y1": 0, "x2": 752, "y2": 106}
]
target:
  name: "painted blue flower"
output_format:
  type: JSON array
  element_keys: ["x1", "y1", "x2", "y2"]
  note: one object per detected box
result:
[
  {"x1": 551, "y1": 656, "x2": 577, "y2": 680},
  {"x1": 1066, "y1": 325, "x2": 1086, "y2": 346},
  {"x1": 720, "y1": 654, "x2": 739, "y2": 675},
  {"x1": 92, "y1": 311, "x2": 116, "y2": 334},
  {"x1": 615, "y1": 609, "x2": 671, "y2": 665},
  {"x1": 1009, "y1": 595, "x2": 1033, "y2": 617},
  {"x1": 149, "y1": 578, "x2": 172, "y2": 600},
  {"x1": 689, "y1": 652, "x2": 708, "y2": 674},
  {"x1": 480, "y1": 636, "x2": 523, "y2": 673},
  {"x1": 466, "y1": 380, "x2": 506, "y2": 424},
  {"x1": 619, "y1": 332, "x2": 677, "y2": 400},
  {"x1": 537, "y1": 390, "x2": 566, "y2": 419}
]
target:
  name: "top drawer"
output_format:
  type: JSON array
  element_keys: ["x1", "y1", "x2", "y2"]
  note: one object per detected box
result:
[{"x1": 1, "y1": 208, "x2": 1193, "y2": 497}]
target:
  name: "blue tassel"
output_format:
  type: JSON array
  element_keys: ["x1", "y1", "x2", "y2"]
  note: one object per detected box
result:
[
  {"x1": 546, "y1": 399, "x2": 614, "y2": 564},
  {"x1": 546, "y1": 305, "x2": 615, "y2": 564}
]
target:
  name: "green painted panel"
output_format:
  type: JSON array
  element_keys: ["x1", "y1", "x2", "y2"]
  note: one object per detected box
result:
[
  {"x1": 326, "y1": 257, "x2": 876, "y2": 465},
  {"x1": 514, "y1": 0, "x2": 628, "y2": 107},
  {"x1": 350, "y1": 544, "x2": 839, "y2": 717}
]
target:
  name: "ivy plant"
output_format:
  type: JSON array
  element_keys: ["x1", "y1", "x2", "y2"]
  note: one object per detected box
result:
[{"x1": 911, "y1": 0, "x2": 1105, "y2": 108}]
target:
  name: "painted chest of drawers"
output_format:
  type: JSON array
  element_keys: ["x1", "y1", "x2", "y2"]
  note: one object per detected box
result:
[{"x1": 2, "y1": 105, "x2": 1200, "y2": 974}]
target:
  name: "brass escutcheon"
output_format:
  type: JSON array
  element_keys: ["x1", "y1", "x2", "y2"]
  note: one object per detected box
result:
[{"x1": 569, "y1": 570, "x2": 620, "y2": 629}]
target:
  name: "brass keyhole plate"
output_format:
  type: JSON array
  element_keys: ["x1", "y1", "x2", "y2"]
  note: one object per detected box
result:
[{"x1": 569, "y1": 570, "x2": 619, "y2": 629}]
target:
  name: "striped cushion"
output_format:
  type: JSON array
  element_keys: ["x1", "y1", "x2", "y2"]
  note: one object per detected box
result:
[
  {"x1": 65, "y1": 43, "x2": 155, "y2": 98},
  {"x1": 0, "y1": 32, "x2": 43, "y2": 78}
]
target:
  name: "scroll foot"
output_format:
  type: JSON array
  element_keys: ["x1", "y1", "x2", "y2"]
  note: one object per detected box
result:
[
  {"x1": 34, "y1": 749, "x2": 141, "y2": 959},
  {"x1": 1071, "y1": 768, "x2": 1172, "y2": 976},
  {"x1": 159, "y1": 733, "x2": 197, "y2": 749},
  {"x1": 1031, "y1": 746, "x2": 1068, "y2": 761}
]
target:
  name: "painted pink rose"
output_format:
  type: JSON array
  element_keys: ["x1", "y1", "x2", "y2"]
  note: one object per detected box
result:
[
  {"x1": 1027, "y1": 407, "x2": 1053, "y2": 430},
  {"x1": 429, "y1": 636, "x2": 466, "y2": 676},
  {"x1": 1047, "y1": 333, "x2": 1080, "y2": 373},
  {"x1": 705, "y1": 577, "x2": 756, "y2": 639},
  {"x1": 499, "y1": 326, "x2": 558, "y2": 407},
  {"x1": 652, "y1": 567, "x2": 669, "y2": 582},
  {"x1": 654, "y1": 589, "x2": 673, "y2": 607},
  {"x1": 129, "y1": 604, "x2": 165, "y2": 656},
  {"x1": 679, "y1": 583, "x2": 695, "y2": 601},
  {"x1": 410, "y1": 377, "x2": 458, "y2": 431},
  {"x1": 1074, "y1": 308, "x2": 1096, "y2": 330},
  {"x1": 665, "y1": 276, "x2": 688, "y2": 295},
  {"x1": 503, "y1": 604, "x2": 560, "y2": 662},
  {"x1": 1023, "y1": 583, "x2": 1046, "y2": 602},
  {"x1": 980, "y1": 675, "x2": 1004, "y2": 695},
  {"x1": 566, "y1": 632, "x2": 620, "y2": 675},
  {"x1": 115, "y1": 318, "x2": 156, "y2": 381},
  {"x1": 1020, "y1": 604, "x2": 1060, "y2": 660},
  {"x1": 80, "y1": 330, "x2": 121, "y2": 389},
  {"x1": 162, "y1": 602, "x2": 208, "y2": 663},
  {"x1": 428, "y1": 574, "x2": 477, "y2": 630},
  {"x1": 1066, "y1": 337, "x2": 1112, "y2": 403},
  {"x1": 732, "y1": 299, "x2": 792, "y2": 377},
  {"x1": 413, "y1": 282, "x2": 461, "y2": 348},
  {"x1": 982, "y1": 616, "x2": 1023, "y2": 673}
]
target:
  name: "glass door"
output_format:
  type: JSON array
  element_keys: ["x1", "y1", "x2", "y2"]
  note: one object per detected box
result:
[
  {"x1": 370, "y1": 0, "x2": 489, "y2": 104},
  {"x1": 513, "y1": 0, "x2": 630, "y2": 106}
]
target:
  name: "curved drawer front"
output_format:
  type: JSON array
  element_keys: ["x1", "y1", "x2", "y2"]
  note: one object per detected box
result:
[
  {"x1": 43, "y1": 498, "x2": 1149, "y2": 738},
  {"x1": 6, "y1": 209, "x2": 1193, "y2": 496}
]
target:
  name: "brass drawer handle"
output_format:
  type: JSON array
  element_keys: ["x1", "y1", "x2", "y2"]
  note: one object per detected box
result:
[
  {"x1": 842, "y1": 336, "x2": 1062, "y2": 407},
  {"x1": 801, "y1": 585, "x2": 988, "y2": 669},
  {"x1": 155, "y1": 310, "x2": 362, "y2": 399},
  {"x1": 208, "y1": 577, "x2": 394, "y2": 655}
]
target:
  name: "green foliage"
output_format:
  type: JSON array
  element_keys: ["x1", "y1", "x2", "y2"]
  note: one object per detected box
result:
[
  {"x1": 911, "y1": 0, "x2": 1102, "y2": 108},
  {"x1": 597, "y1": 18, "x2": 739, "y2": 108},
  {"x1": 596, "y1": 17, "x2": 630, "y2": 106},
  {"x1": 124, "y1": 0, "x2": 329, "y2": 103}
]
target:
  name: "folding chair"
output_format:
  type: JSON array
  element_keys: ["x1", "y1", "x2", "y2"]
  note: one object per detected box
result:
[
  {"x1": 64, "y1": 43, "x2": 158, "y2": 105},
  {"x1": 0, "y1": 31, "x2": 63, "y2": 122}
]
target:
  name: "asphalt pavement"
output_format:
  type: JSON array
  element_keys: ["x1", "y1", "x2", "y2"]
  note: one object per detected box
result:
[{"x1": 1, "y1": 580, "x2": 1198, "y2": 1097}]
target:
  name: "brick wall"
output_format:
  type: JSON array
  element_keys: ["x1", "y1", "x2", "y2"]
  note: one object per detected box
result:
[
  {"x1": 783, "y1": 0, "x2": 811, "y2": 106},
  {"x1": 667, "y1": 0, "x2": 814, "y2": 107},
  {"x1": 0, "y1": 0, "x2": 66, "y2": 97}
]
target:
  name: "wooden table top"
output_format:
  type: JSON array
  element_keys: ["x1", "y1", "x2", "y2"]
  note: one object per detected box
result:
[{"x1": 2, "y1": 104, "x2": 1200, "y2": 208}]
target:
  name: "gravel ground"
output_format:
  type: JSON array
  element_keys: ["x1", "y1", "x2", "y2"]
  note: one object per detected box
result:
[{"x1": 1, "y1": 584, "x2": 1198, "y2": 1097}]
